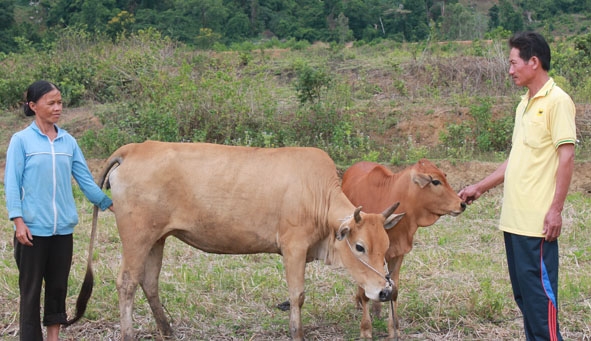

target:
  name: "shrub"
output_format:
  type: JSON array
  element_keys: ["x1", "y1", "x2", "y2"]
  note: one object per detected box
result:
[{"x1": 293, "y1": 61, "x2": 332, "y2": 104}]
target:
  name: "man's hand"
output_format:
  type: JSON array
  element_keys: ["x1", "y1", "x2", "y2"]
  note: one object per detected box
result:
[
  {"x1": 459, "y1": 185, "x2": 482, "y2": 205},
  {"x1": 543, "y1": 207, "x2": 563, "y2": 242}
]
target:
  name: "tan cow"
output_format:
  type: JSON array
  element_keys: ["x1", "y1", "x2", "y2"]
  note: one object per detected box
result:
[
  {"x1": 341, "y1": 159, "x2": 466, "y2": 340},
  {"x1": 68, "y1": 141, "x2": 405, "y2": 341}
]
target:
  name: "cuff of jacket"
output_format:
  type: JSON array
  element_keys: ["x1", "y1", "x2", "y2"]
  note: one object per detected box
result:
[{"x1": 98, "y1": 196, "x2": 113, "y2": 211}]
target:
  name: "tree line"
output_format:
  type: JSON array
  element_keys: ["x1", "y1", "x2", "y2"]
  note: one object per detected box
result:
[{"x1": 0, "y1": 0, "x2": 590, "y2": 53}]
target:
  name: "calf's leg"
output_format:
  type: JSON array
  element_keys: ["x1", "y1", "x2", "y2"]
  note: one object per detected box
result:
[{"x1": 387, "y1": 256, "x2": 404, "y2": 341}]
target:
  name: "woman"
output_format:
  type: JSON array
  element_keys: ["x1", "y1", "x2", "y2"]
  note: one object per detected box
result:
[{"x1": 4, "y1": 80, "x2": 114, "y2": 340}]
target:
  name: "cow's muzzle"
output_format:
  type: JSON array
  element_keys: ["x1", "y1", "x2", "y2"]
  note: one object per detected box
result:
[
  {"x1": 379, "y1": 286, "x2": 394, "y2": 302},
  {"x1": 377, "y1": 274, "x2": 397, "y2": 302}
]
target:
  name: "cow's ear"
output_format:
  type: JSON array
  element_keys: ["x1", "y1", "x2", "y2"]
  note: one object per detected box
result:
[
  {"x1": 411, "y1": 170, "x2": 430, "y2": 188},
  {"x1": 384, "y1": 212, "x2": 405, "y2": 230},
  {"x1": 354, "y1": 206, "x2": 363, "y2": 223},
  {"x1": 336, "y1": 224, "x2": 350, "y2": 241}
]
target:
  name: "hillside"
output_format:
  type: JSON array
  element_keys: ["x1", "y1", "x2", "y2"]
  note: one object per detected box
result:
[{"x1": 2, "y1": 101, "x2": 591, "y2": 196}]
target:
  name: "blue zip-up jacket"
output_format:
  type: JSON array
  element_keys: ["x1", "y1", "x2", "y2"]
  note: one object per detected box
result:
[{"x1": 4, "y1": 121, "x2": 112, "y2": 236}]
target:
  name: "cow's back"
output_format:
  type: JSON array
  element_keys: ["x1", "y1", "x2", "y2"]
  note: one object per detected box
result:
[
  {"x1": 342, "y1": 161, "x2": 397, "y2": 213},
  {"x1": 108, "y1": 141, "x2": 346, "y2": 254}
]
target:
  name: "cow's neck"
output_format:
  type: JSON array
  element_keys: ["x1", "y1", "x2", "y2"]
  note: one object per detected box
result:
[
  {"x1": 384, "y1": 170, "x2": 424, "y2": 258},
  {"x1": 386, "y1": 215, "x2": 417, "y2": 258}
]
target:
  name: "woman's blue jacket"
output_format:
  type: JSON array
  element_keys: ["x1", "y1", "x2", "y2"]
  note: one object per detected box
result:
[{"x1": 4, "y1": 121, "x2": 112, "y2": 236}]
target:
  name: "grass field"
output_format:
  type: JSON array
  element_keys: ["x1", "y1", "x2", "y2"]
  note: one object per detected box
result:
[{"x1": 0, "y1": 184, "x2": 589, "y2": 340}]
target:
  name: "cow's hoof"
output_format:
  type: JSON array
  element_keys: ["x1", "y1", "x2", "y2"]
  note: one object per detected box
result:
[{"x1": 276, "y1": 300, "x2": 290, "y2": 311}]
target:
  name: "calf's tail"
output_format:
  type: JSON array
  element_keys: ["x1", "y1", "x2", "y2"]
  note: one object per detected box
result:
[{"x1": 65, "y1": 156, "x2": 123, "y2": 326}]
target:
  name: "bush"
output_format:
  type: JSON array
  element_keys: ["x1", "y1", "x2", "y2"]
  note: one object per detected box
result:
[
  {"x1": 293, "y1": 61, "x2": 332, "y2": 104},
  {"x1": 439, "y1": 97, "x2": 512, "y2": 158}
]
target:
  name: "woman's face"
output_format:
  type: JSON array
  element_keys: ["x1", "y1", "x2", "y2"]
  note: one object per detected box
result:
[{"x1": 30, "y1": 89, "x2": 62, "y2": 125}]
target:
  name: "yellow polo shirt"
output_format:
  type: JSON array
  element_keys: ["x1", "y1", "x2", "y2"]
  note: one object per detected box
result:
[{"x1": 500, "y1": 78, "x2": 576, "y2": 237}]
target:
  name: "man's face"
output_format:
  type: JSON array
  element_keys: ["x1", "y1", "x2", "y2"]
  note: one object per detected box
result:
[{"x1": 508, "y1": 47, "x2": 534, "y2": 87}]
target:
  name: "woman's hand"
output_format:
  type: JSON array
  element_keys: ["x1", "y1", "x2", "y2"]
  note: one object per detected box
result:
[{"x1": 14, "y1": 217, "x2": 33, "y2": 246}]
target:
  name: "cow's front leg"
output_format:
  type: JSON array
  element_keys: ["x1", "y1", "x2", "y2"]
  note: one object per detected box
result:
[
  {"x1": 356, "y1": 286, "x2": 373, "y2": 339},
  {"x1": 282, "y1": 247, "x2": 307, "y2": 341}
]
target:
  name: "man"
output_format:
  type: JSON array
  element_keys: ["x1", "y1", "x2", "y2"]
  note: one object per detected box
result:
[{"x1": 459, "y1": 31, "x2": 576, "y2": 340}]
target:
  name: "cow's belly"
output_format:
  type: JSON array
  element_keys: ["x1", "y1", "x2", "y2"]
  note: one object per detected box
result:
[{"x1": 172, "y1": 228, "x2": 281, "y2": 255}]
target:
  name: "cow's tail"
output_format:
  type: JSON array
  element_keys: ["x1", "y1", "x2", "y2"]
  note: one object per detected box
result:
[{"x1": 65, "y1": 155, "x2": 123, "y2": 326}]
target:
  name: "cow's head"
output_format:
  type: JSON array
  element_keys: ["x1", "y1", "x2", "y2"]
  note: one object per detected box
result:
[
  {"x1": 335, "y1": 202, "x2": 405, "y2": 301},
  {"x1": 409, "y1": 159, "x2": 466, "y2": 225}
]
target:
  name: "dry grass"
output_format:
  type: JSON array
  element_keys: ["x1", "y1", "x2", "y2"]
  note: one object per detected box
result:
[{"x1": 1, "y1": 186, "x2": 590, "y2": 340}]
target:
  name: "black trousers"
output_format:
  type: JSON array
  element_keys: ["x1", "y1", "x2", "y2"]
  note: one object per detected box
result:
[{"x1": 14, "y1": 234, "x2": 73, "y2": 341}]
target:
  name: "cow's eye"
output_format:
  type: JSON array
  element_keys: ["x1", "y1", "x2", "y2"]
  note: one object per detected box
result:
[
  {"x1": 431, "y1": 179, "x2": 441, "y2": 185},
  {"x1": 355, "y1": 243, "x2": 365, "y2": 253}
]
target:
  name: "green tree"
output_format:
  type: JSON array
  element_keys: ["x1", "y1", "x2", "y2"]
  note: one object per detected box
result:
[
  {"x1": 488, "y1": 4, "x2": 499, "y2": 30},
  {"x1": 0, "y1": 0, "x2": 15, "y2": 52},
  {"x1": 498, "y1": 0, "x2": 524, "y2": 32},
  {"x1": 195, "y1": 27, "x2": 221, "y2": 49},
  {"x1": 342, "y1": 0, "x2": 374, "y2": 40},
  {"x1": 293, "y1": 0, "x2": 329, "y2": 41},
  {"x1": 261, "y1": 0, "x2": 298, "y2": 39},
  {"x1": 45, "y1": 0, "x2": 118, "y2": 33},
  {"x1": 107, "y1": 10, "x2": 135, "y2": 39},
  {"x1": 225, "y1": 12, "x2": 250, "y2": 41},
  {"x1": 398, "y1": 0, "x2": 430, "y2": 41},
  {"x1": 438, "y1": 3, "x2": 486, "y2": 40},
  {"x1": 175, "y1": 0, "x2": 228, "y2": 44},
  {"x1": 0, "y1": 0, "x2": 15, "y2": 31}
]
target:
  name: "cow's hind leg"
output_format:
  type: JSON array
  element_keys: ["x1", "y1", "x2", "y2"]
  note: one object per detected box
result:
[
  {"x1": 140, "y1": 238, "x2": 174, "y2": 338},
  {"x1": 118, "y1": 227, "x2": 157, "y2": 341},
  {"x1": 118, "y1": 258, "x2": 143, "y2": 341}
]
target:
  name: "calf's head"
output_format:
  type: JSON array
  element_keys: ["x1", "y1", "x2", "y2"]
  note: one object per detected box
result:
[
  {"x1": 335, "y1": 202, "x2": 404, "y2": 301},
  {"x1": 409, "y1": 159, "x2": 466, "y2": 224}
]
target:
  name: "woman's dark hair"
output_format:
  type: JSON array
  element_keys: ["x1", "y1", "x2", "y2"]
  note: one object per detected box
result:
[
  {"x1": 24, "y1": 80, "x2": 60, "y2": 117},
  {"x1": 509, "y1": 31, "x2": 551, "y2": 71}
]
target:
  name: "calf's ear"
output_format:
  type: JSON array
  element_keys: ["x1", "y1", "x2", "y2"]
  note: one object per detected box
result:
[
  {"x1": 384, "y1": 212, "x2": 405, "y2": 230},
  {"x1": 411, "y1": 170, "x2": 431, "y2": 188}
]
